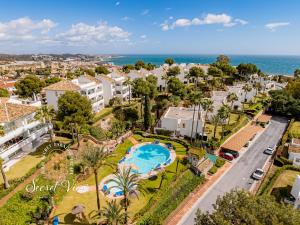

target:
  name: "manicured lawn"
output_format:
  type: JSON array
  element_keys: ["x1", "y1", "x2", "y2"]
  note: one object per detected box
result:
[
  {"x1": 270, "y1": 170, "x2": 300, "y2": 202},
  {"x1": 0, "y1": 150, "x2": 44, "y2": 185},
  {"x1": 289, "y1": 121, "x2": 300, "y2": 138},
  {"x1": 133, "y1": 134, "x2": 186, "y2": 155},
  {"x1": 54, "y1": 137, "x2": 188, "y2": 224}
]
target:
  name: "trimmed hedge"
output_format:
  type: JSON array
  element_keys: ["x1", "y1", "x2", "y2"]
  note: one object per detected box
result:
[
  {"x1": 134, "y1": 131, "x2": 190, "y2": 149},
  {"x1": 136, "y1": 171, "x2": 205, "y2": 224},
  {"x1": 208, "y1": 166, "x2": 218, "y2": 174},
  {"x1": 215, "y1": 157, "x2": 225, "y2": 168}
]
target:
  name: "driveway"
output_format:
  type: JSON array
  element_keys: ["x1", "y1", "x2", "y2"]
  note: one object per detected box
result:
[{"x1": 178, "y1": 116, "x2": 288, "y2": 225}]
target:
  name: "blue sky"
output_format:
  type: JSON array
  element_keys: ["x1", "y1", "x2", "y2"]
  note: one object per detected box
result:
[{"x1": 0, "y1": 0, "x2": 299, "y2": 55}]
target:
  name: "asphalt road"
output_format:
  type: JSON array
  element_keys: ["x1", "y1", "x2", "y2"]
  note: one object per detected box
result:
[{"x1": 178, "y1": 116, "x2": 288, "y2": 225}]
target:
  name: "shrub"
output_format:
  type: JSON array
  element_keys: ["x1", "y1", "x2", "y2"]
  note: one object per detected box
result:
[
  {"x1": 89, "y1": 126, "x2": 107, "y2": 141},
  {"x1": 209, "y1": 166, "x2": 218, "y2": 174},
  {"x1": 215, "y1": 157, "x2": 225, "y2": 168},
  {"x1": 155, "y1": 129, "x2": 173, "y2": 136}
]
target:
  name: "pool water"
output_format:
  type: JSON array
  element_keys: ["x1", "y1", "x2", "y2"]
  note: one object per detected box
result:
[
  {"x1": 103, "y1": 179, "x2": 122, "y2": 195},
  {"x1": 206, "y1": 153, "x2": 218, "y2": 163},
  {"x1": 122, "y1": 144, "x2": 171, "y2": 175}
]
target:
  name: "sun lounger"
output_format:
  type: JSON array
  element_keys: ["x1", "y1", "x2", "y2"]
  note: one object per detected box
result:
[
  {"x1": 152, "y1": 140, "x2": 160, "y2": 144},
  {"x1": 114, "y1": 191, "x2": 124, "y2": 197}
]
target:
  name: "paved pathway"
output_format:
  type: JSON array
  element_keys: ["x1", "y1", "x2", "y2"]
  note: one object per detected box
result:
[
  {"x1": 178, "y1": 116, "x2": 288, "y2": 225},
  {"x1": 128, "y1": 136, "x2": 139, "y2": 145}
]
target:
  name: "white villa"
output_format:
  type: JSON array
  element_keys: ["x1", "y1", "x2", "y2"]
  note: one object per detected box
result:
[
  {"x1": 96, "y1": 72, "x2": 130, "y2": 104},
  {"x1": 288, "y1": 138, "x2": 300, "y2": 167},
  {"x1": 44, "y1": 75, "x2": 105, "y2": 113},
  {"x1": 290, "y1": 175, "x2": 300, "y2": 210},
  {"x1": 155, "y1": 106, "x2": 205, "y2": 138},
  {"x1": 0, "y1": 98, "x2": 51, "y2": 169}
]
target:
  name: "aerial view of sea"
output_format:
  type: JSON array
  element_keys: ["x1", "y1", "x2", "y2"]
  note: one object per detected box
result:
[{"x1": 107, "y1": 54, "x2": 300, "y2": 76}]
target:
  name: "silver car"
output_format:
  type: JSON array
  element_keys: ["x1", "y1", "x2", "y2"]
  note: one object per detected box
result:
[
  {"x1": 264, "y1": 147, "x2": 275, "y2": 155},
  {"x1": 252, "y1": 168, "x2": 264, "y2": 180}
]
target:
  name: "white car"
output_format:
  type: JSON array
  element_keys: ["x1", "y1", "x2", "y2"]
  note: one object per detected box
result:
[
  {"x1": 264, "y1": 147, "x2": 275, "y2": 155},
  {"x1": 252, "y1": 168, "x2": 264, "y2": 180}
]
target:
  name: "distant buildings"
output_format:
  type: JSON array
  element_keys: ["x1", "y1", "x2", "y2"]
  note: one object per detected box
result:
[
  {"x1": 44, "y1": 75, "x2": 104, "y2": 112},
  {"x1": 0, "y1": 98, "x2": 51, "y2": 168},
  {"x1": 155, "y1": 106, "x2": 204, "y2": 138}
]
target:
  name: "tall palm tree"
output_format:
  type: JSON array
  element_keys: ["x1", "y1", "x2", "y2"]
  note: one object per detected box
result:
[
  {"x1": 200, "y1": 98, "x2": 214, "y2": 142},
  {"x1": 161, "y1": 74, "x2": 169, "y2": 93},
  {"x1": 188, "y1": 91, "x2": 201, "y2": 143},
  {"x1": 81, "y1": 145, "x2": 113, "y2": 212},
  {"x1": 0, "y1": 158, "x2": 9, "y2": 189},
  {"x1": 226, "y1": 93, "x2": 238, "y2": 125},
  {"x1": 124, "y1": 77, "x2": 132, "y2": 103},
  {"x1": 211, "y1": 115, "x2": 220, "y2": 139},
  {"x1": 101, "y1": 200, "x2": 125, "y2": 225},
  {"x1": 254, "y1": 82, "x2": 262, "y2": 96},
  {"x1": 158, "y1": 171, "x2": 167, "y2": 189},
  {"x1": 194, "y1": 91, "x2": 203, "y2": 144},
  {"x1": 217, "y1": 104, "x2": 231, "y2": 140},
  {"x1": 109, "y1": 167, "x2": 145, "y2": 225},
  {"x1": 35, "y1": 105, "x2": 55, "y2": 144},
  {"x1": 242, "y1": 83, "x2": 253, "y2": 111}
]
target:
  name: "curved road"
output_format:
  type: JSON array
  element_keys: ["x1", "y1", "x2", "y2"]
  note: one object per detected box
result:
[{"x1": 178, "y1": 116, "x2": 288, "y2": 225}]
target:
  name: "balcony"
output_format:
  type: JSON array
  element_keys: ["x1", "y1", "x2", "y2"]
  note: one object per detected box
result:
[{"x1": 0, "y1": 125, "x2": 50, "y2": 161}]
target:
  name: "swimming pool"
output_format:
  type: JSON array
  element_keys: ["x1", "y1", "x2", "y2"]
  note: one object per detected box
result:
[{"x1": 121, "y1": 144, "x2": 171, "y2": 175}]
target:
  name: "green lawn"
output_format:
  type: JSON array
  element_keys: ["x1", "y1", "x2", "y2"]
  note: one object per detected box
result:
[
  {"x1": 270, "y1": 170, "x2": 300, "y2": 202},
  {"x1": 92, "y1": 107, "x2": 113, "y2": 124},
  {"x1": 54, "y1": 138, "x2": 188, "y2": 224},
  {"x1": 289, "y1": 121, "x2": 300, "y2": 138},
  {"x1": 0, "y1": 153, "x2": 43, "y2": 185}
]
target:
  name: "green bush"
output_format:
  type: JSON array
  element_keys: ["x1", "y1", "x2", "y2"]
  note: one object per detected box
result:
[
  {"x1": 155, "y1": 129, "x2": 173, "y2": 136},
  {"x1": 136, "y1": 171, "x2": 204, "y2": 224},
  {"x1": 92, "y1": 108, "x2": 113, "y2": 123},
  {"x1": 215, "y1": 157, "x2": 225, "y2": 168},
  {"x1": 208, "y1": 166, "x2": 218, "y2": 174},
  {"x1": 89, "y1": 126, "x2": 107, "y2": 141}
]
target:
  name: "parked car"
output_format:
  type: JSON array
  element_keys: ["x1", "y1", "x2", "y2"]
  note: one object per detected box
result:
[
  {"x1": 252, "y1": 168, "x2": 264, "y2": 180},
  {"x1": 219, "y1": 152, "x2": 234, "y2": 161},
  {"x1": 222, "y1": 149, "x2": 239, "y2": 158},
  {"x1": 264, "y1": 147, "x2": 275, "y2": 155}
]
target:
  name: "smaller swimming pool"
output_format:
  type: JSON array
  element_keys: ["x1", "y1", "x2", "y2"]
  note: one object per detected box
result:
[{"x1": 102, "y1": 179, "x2": 123, "y2": 197}]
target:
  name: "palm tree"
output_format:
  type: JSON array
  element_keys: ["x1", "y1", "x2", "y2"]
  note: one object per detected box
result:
[
  {"x1": 226, "y1": 93, "x2": 238, "y2": 125},
  {"x1": 188, "y1": 91, "x2": 201, "y2": 143},
  {"x1": 194, "y1": 91, "x2": 203, "y2": 144},
  {"x1": 201, "y1": 98, "x2": 214, "y2": 142},
  {"x1": 109, "y1": 167, "x2": 145, "y2": 225},
  {"x1": 0, "y1": 158, "x2": 9, "y2": 189},
  {"x1": 35, "y1": 106, "x2": 55, "y2": 144},
  {"x1": 101, "y1": 200, "x2": 125, "y2": 225},
  {"x1": 81, "y1": 145, "x2": 113, "y2": 212},
  {"x1": 161, "y1": 74, "x2": 169, "y2": 93},
  {"x1": 217, "y1": 104, "x2": 231, "y2": 140},
  {"x1": 242, "y1": 83, "x2": 253, "y2": 111},
  {"x1": 211, "y1": 115, "x2": 220, "y2": 139},
  {"x1": 254, "y1": 82, "x2": 262, "y2": 96},
  {"x1": 158, "y1": 171, "x2": 167, "y2": 189},
  {"x1": 124, "y1": 77, "x2": 132, "y2": 103}
]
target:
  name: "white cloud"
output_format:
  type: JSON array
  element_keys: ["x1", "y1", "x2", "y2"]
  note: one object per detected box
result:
[
  {"x1": 115, "y1": 1, "x2": 120, "y2": 6},
  {"x1": 169, "y1": 16, "x2": 173, "y2": 20},
  {"x1": 0, "y1": 17, "x2": 56, "y2": 41},
  {"x1": 56, "y1": 22, "x2": 131, "y2": 46},
  {"x1": 265, "y1": 22, "x2": 290, "y2": 31},
  {"x1": 161, "y1": 13, "x2": 248, "y2": 31},
  {"x1": 141, "y1": 9, "x2": 149, "y2": 16},
  {"x1": 122, "y1": 16, "x2": 132, "y2": 21},
  {"x1": 140, "y1": 34, "x2": 147, "y2": 39}
]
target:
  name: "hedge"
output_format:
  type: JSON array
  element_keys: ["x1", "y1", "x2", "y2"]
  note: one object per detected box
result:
[
  {"x1": 258, "y1": 165, "x2": 300, "y2": 196},
  {"x1": 136, "y1": 171, "x2": 205, "y2": 224},
  {"x1": 208, "y1": 166, "x2": 218, "y2": 174},
  {"x1": 134, "y1": 131, "x2": 190, "y2": 149}
]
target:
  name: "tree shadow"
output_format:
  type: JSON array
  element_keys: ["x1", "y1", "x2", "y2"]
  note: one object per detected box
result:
[{"x1": 270, "y1": 185, "x2": 292, "y2": 203}]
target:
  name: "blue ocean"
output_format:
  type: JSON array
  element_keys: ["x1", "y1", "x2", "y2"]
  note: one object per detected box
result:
[{"x1": 107, "y1": 54, "x2": 300, "y2": 76}]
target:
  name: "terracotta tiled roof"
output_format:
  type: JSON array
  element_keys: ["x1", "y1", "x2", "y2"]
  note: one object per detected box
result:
[
  {"x1": 256, "y1": 114, "x2": 272, "y2": 123},
  {"x1": 43, "y1": 80, "x2": 80, "y2": 91},
  {"x1": 0, "y1": 80, "x2": 15, "y2": 89},
  {"x1": 98, "y1": 74, "x2": 115, "y2": 82},
  {"x1": 0, "y1": 100, "x2": 37, "y2": 123},
  {"x1": 221, "y1": 125, "x2": 264, "y2": 152}
]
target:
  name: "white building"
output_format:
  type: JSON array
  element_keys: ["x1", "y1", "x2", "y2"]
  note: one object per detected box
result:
[
  {"x1": 155, "y1": 107, "x2": 204, "y2": 138},
  {"x1": 0, "y1": 98, "x2": 51, "y2": 168},
  {"x1": 96, "y1": 72, "x2": 130, "y2": 104},
  {"x1": 44, "y1": 75, "x2": 104, "y2": 113},
  {"x1": 290, "y1": 175, "x2": 300, "y2": 210},
  {"x1": 288, "y1": 138, "x2": 300, "y2": 167}
]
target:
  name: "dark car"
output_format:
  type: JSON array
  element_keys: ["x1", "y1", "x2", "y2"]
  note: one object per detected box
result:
[
  {"x1": 222, "y1": 149, "x2": 239, "y2": 158},
  {"x1": 219, "y1": 152, "x2": 234, "y2": 161}
]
